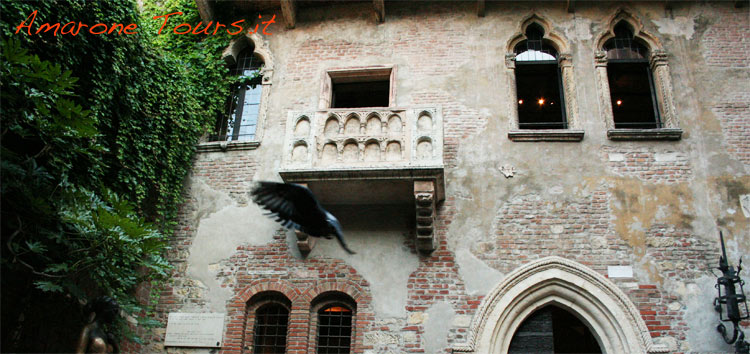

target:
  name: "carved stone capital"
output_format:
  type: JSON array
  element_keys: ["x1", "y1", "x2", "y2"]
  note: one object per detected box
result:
[
  {"x1": 594, "y1": 50, "x2": 608, "y2": 67},
  {"x1": 505, "y1": 53, "x2": 516, "y2": 69},
  {"x1": 261, "y1": 68, "x2": 273, "y2": 85},
  {"x1": 649, "y1": 50, "x2": 669, "y2": 69},
  {"x1": 558, "y1": 53, "x2": 574, "y2": 68}
]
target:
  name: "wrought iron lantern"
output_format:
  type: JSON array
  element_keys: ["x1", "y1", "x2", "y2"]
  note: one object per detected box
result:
[{"x1": 714, "y1": 231, "x2": 750, "y2": 354}]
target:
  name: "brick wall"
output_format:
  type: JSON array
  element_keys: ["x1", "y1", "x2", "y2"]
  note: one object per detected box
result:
[
  {"x1": 136, "y1": 2, "x2": 750, "y2": 353},
  {"x1": 713, "y1": 92, "x2": 750, "y2": 168},
  {"x1": 477, "y1": 185, "x2": 632, "y2": 274},
  {"x1": 701, "y1": 5, "x2": 750, "y2": 68},
  {"x1": 601, "y1": 146, "x2": 693, "y2": 183},
  {"x1": 193, "y1": 154, "x2": 258, "y2": 204}
]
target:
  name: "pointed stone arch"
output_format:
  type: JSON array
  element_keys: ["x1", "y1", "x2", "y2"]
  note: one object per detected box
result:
[
  {"x1": 506, "y1": 14, "x2": 570, "y2": 54},
  {"x1": 594, "y1": 8, "x2": 662, "y2": 51},
  {"x1": 452, "y1": 257, "x2": 668, "y2": 354},
  {"x1": 222, "y1": 33, "x2": 275, "y2": 74},
  {"x1": 212, "y1": 33, "x2": 275, "y2": 145},
  {"x1": 503, "y1": 15, "x2": 582, "y2": 140},
  {"x1": 592, "y1": 8, "x2": 682, "y2": 139}
]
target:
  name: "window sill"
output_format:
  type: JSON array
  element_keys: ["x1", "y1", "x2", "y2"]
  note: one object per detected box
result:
[
  {"x1": 607, "y1": 128, "x2": 682, "y2": 141},
  {"x1": 197, "y1": 140, "x2": 260, "y2": 152},
  {"x1": 508, "y1": 129, "x2": 585, "y2": 142}
]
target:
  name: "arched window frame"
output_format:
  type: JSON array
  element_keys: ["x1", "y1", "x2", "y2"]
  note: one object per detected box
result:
[
  {"x1": 308, "y1": 292, "x2": 357, "y2": 354},
  {"x1": 198, "y1": 33, "x2": 275, "y2": 152},
  {"x1": 505, "y1": 15, "x2": 584, "y2": 142},
  {"x1": 594, "y1": 10, "x2": 682, "y2": 141},
  {"x1": 243, "y1": 291, "x2": 292, "y2": 354}
]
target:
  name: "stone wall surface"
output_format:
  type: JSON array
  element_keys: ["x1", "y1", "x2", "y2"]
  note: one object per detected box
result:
[{"x1": 139, "y1": 2, "x2": 750, "y2": 354}]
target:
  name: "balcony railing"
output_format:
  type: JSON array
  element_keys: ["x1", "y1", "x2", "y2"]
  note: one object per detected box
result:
[{"x1": 281, "y1": 107, "x2": 443, "y2": 172}]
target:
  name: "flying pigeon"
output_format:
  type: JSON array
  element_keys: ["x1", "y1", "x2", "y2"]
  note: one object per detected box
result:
[{"x1": 250, "y1": 181, "x2": 356, "y2": 254}]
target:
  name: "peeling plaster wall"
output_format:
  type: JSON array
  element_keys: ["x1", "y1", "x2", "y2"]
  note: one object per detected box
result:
[{"x1": 141, "y1": 2, "x2": 750, "y2": 354}]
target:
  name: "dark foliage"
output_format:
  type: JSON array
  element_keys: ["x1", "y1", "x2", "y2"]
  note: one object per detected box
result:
[{"x1": 1, "y1": 0, "x2": 235, "y2": 350}]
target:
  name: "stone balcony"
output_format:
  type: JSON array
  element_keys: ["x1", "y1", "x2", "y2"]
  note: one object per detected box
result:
[{"x1": 279, "y1": 107, "x2": 445, "y2": 253}]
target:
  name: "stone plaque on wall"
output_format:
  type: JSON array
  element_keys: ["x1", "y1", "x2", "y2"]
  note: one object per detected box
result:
[{"x1": 164, "y1": 313, "x2": 225, "y2": 347}]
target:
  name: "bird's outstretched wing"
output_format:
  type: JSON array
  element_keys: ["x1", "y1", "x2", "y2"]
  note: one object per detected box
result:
[
  {"x1": 250, "y1": 182, "x2": 327, "y2": 233},
  {"x1": 251, "y1": 182, "x2": 356, "y2": 255}
]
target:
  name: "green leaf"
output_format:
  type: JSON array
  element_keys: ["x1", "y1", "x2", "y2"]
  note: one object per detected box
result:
[{"x1": 34, "y1": 281, "x2": 64, "y2": 293}]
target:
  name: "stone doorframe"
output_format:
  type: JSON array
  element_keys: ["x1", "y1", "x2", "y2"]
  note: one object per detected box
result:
[{"x1": 452, "y1": 256, "x2": 669, "y2": 354}]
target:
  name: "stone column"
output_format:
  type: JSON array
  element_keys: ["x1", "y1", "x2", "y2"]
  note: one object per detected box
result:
[
  {"x1": 650, "y1": 50, "x2": 676, "y2": 128},
  {"x1": 558, "y1": 53, "x2": 578, "y2": 129},
  {"x1": 505, "y1": 53, "x2": 519, "y2": 131},
  {"x1": 594, "y1": 51, "x2": 615, "y2": 130}
]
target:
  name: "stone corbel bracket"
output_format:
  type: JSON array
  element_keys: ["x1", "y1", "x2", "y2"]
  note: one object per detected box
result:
[
  {"x1": 291, "y1": 183, "x2": 316, "y2": 256},
  {"x1": 414, "y1": 180, "x2": 437, "y2": 253},
  {"x1": 295, "y1": 230, "x2": 315, "y2": 256}
]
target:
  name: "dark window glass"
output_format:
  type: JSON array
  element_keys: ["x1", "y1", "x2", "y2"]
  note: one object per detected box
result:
[
  {"x1": 316, "y1": 305, "x2": 353, "y2": 354},
  {"x1": 332, "y1": 80, "x2": 389, "y2": 108},
  {"x1": 253, "y1": 303, "x2": 289, "y2": 354},
  {"x1": 514, "y1": 24, "x2": 566, "y2": 129},
  {"x1": 607, "y1": 62, "x2": 660, "y2": 128},
  {"x1": 604, "y1": 22, "x2": 660, "y2": 128},
  {"x1": 213, "y1": 48, "x2": 263, "y2": 141}
]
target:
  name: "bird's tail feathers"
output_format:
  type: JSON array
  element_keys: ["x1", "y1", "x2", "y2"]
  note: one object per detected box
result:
[{"x1": 334, "y1": 230, "x2": 356, "y2": 255}]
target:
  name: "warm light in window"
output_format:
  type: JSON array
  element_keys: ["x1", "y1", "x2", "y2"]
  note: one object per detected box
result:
[
  {"x1": 323, "y1": 306, "x2": 351, "y2": 313},
  {"x1": 538, "y1": 98, "x2": 545, "y2": 105},
  {"x1": 518, "y1": 99, "x2": 524, "y2": 104},
  {"x1": 616, "y1": 99, "x2": 623, "y2": 106}
]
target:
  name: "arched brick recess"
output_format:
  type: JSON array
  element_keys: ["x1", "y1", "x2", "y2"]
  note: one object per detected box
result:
[
  {"x1": 221, "y1": 279, "x2": 298, "y2": 354},
  {"x1": 301, "y1": 280, "x2": 373, "y2": 354}
]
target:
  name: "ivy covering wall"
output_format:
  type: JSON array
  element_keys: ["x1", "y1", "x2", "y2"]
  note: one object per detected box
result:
[{"x1": 0, "y1": 0, "x2": 238, "y2": 351}]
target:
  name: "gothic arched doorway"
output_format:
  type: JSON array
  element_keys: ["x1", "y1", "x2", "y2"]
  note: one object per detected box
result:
[
  {"x1": 452, "y1": 256, "x2": 668, "y2": 354},
  {"x1": 509, "y1": 304, "x2": 602, "y2": 353}
]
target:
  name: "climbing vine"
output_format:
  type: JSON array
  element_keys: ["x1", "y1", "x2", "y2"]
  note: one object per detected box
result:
[{"x1": 0, "y1": 0, "x2": 239, "y2": 350}]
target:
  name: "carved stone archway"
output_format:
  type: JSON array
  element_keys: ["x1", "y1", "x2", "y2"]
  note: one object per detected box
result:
[{"x1": 452, "y1": 257, "x2": 669, "y2": 354}]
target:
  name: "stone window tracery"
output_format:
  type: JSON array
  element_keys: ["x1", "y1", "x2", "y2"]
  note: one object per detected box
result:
[
  {"x1": 505, "y1": 16, "x2": 584, "y2": 142},
  {"x1": 594, "y1": 10, "x2": 682, "y2": 140},
  {"x1": 514, "y1": 23, "x2": 567, "y2": 129},
  {"x1": 214, "y1": 47, "x2": 264, "y2": 142},
  {"x1": 198, "y1": 33, "x2": 275, "y2": 152}
]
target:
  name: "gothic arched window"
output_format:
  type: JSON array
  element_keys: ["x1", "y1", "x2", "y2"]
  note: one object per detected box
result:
[
  {"x1": 514, "y1": 23, "x2": 567, "y2": 130},
  {"x1": 213, "y1": 47, "x2": 264, "y2": 141},
  {"x1": 604, "y1": 21, "x2": 660, "y2": 129},
  {"x1": 595, "y1": 13, "x2": 682, "y2": 140}
]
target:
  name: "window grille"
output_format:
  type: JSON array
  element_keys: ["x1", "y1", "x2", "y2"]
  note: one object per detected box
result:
[
  {"x1": 514, "y1": 24, "x2": 567, "y2": 129},
  {"x1": 253, "y1": 303, "x2": 289, "y2": 354},
  {"x1": 316, "y1": 305, "x2": 353, "y2": 354},
  {"x1": 212, "y1": 47, "x2": 264, "y2": 141},
  {"x1": 515, "y1": 24, "x2": 558, "y2": 62},
  {"x1": 604, "y1": 23, "x2": 649, "y2": 61},
  {"x1": 604, "y1": 22, "x2": 661, "y2": 129}
]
